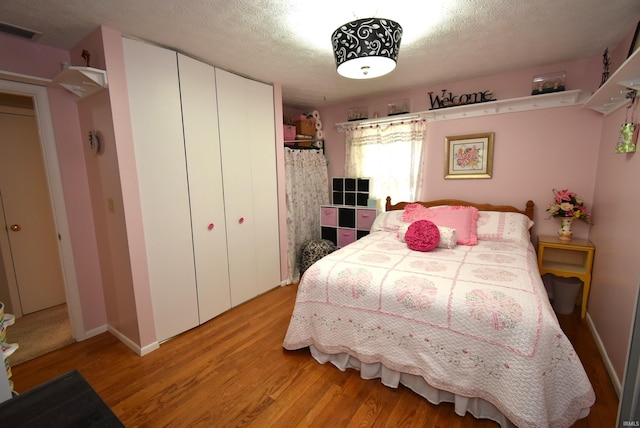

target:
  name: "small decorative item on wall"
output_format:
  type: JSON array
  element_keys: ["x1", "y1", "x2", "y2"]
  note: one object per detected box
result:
[
  {"x1": 387, "y1": 98, "x2": 410, "y2": 116},
  {"x1": 601, "y1": 48, "x2": 611, "y2": 87},
  {"x1": 532, "y1": 71, "x2": 566, "y2": 95},
  {"x1": 628, "y1": 21, "x2": 640, "y2": 58},
  {"x1": 428, "y1": 89, "x2": 495, "y2": 110},
  {"x1": 444, "y1": 132, "x2": 494, "y2": 179},
  {"x1": 615, "y1": 94, "x2": 638, "y2": 154},
  {"x1": 347, "y1": 106, "x2": 368, "y2": 121},
  {"x1": 88, "y1": 131, "x2": 100, "y2": 154}
]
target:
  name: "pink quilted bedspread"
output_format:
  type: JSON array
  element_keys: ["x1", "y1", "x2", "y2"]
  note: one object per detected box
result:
[{"x1": 283, "y1": 231, "x2": 595, "y2": 427}]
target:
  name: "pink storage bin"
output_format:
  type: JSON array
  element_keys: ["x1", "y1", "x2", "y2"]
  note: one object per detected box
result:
[
  {"x1": 321, "y1": 207, "x2": 338, "y2": 227},
  {"x1": 284, "y1": 125, "x2": 296, "y2": 141},
  {"x1": 338, "y1": 229, "x2": 356, "y2": 247},
  {"x1": 357, "y1": 209, "x2": 377, "y2": 230}
]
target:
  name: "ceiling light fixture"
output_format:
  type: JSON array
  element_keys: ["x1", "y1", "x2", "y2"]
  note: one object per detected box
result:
[{"x1": 331, "y1": 18, "x2": 403, "y2": 79}]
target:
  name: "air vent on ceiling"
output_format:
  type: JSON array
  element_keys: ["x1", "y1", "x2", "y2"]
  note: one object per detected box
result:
[{"x1": 0, "y1": 21, "x2": 41, "y2": 41}]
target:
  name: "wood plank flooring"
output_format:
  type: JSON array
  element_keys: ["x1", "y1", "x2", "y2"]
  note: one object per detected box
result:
[{"x1": 10, "y1": 284, "x2": 618, "y2": 427}]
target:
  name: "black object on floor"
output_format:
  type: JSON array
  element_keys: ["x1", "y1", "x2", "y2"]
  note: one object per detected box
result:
[{"x1": 0, "y1": 369, "x2": 124, "y2": 427}]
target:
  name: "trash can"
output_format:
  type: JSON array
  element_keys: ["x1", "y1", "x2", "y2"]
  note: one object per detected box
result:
[{"x1": 551, "y1": 276, "x2": 583, "y2": 315}]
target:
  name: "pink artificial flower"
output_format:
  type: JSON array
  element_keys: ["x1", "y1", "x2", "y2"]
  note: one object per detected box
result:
[{"x1": 555, "y1": 189, "x2": 573, "y2": 203}]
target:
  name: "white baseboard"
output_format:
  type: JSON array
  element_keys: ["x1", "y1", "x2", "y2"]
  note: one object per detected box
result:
[
  {"x1": 84, "y1": 324, "x2": 108, "y2": 339},
  {"x1": 140, "y1": 341, "x2": 160, "y2": 356},
  {"x1": 107, "y1": 325, "x2": 159, "y2": 356},
  {"x1": 586, "y1": 312, "x2": 622, "y2": 398}
]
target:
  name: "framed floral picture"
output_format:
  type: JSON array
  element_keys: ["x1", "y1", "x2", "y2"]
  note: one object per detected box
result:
[{"x1": 445, "y1": 132, "x2": 494, "y2": 179}]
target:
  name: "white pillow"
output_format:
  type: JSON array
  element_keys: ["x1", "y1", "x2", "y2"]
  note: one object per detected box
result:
[
  {"x1": 397, "y1": 223, "x2": 457, "y2": 249},
  {"x1": 370, "y1": 210, "x2": 406, "y2": 232},
  {"x1": 476, "y1": 211, "x2": 533, "y2": 245}
]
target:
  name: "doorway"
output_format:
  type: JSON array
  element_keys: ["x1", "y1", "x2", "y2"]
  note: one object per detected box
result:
[
  {"x1": 0, "y1": 95, "x2": 67, "y2": 315},
  {"x1": 0, "y1": 77, "x2": 85, "y2": 360}
]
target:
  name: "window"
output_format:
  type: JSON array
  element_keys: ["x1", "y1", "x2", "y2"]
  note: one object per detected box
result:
[{"x1": 345, "y1": 120, "x2": 426, "y2": 202}]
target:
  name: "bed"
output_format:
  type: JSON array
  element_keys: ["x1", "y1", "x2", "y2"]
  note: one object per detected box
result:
[{"x1": 283, "y1": 197, "x2": 595, "y2": 427}]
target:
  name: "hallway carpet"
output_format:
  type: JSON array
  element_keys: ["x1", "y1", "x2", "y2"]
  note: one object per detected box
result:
[{"x1": 5, "y1": 304, "x2": 74, "y2": 366}]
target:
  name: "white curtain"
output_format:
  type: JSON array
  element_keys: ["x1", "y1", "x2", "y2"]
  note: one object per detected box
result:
[
  {"x1": 345, "y1": 120, "x2": 427, "y2": 203},
  {"x1": 284, "y1": 148, "x2": 329, "y2": 283}
]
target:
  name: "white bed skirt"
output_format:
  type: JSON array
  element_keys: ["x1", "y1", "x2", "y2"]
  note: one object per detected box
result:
[{"x1": 310, "y1": 345, "x2": 517, "y2": 427}]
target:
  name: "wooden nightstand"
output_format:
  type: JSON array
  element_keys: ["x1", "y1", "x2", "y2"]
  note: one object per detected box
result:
[{"x1": 537, "y1": 235, "x2": 595, "y2": 319}]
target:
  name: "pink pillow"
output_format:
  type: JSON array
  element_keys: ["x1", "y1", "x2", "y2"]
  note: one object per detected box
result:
[
  {"x1": 427, "y1": 206, "x2": 478, "y2": 245},
  {"x1": 403, "y1": 203, "x2": 429, "y2": 223},
  {"x1": 405, "y1": 220, "x2": 440, "y2": 252},
  {"x1": 401, "y1": 204, "x2": 478, "y2": 245}
]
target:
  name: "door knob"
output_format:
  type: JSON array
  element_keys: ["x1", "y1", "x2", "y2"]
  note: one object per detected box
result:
[{"x1": 10, "y1": 224, "x2": 21, "y2": 232}]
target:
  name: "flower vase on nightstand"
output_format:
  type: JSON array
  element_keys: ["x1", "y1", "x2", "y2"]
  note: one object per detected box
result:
[
  {"x1": 547, "y1": 189, "x2": 591, "y2": 241},
  {"x1": 558, "y1": 217, "x2": 573, "y2": 241}
]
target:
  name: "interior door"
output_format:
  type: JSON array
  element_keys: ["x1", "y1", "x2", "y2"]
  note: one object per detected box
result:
[{"x1": 0, "y1": 106, "x2": 66, "y2": 314}]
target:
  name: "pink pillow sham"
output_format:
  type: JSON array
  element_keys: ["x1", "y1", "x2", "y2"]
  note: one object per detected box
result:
[{"x1": 403, "y1": 204, "x2": 478, "y2": 245}]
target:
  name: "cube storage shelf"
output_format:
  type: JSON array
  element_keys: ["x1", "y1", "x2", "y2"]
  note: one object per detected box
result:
[
  {"x1": 320, "y1": 205, "x2": 378, "y2": 248},
  {"x1": 332, "y1": 177, "x2": 371, "y2": 206}
]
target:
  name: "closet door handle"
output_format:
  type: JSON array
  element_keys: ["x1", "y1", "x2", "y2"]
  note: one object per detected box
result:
[
  {"x1": 208, "y1": 223, "x2": 215, "y2": 230},
  {"x1": 10, "y1": 224, "x2": 21, "y2": 232},
  {"x1": 239, "y1": 217, "x2": 245, "y2": 224}
]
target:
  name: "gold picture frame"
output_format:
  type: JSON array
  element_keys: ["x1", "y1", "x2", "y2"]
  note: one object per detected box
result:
[{"x1": 445, "y1": 132, "x2": 494, "y2": 179}]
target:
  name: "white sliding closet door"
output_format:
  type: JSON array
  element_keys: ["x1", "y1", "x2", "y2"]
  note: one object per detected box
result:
[
  {"x1": 123, "y1": 38, "x2": 199, "y2": 341},
  {"x1": 178, "y1": 54, "x2": 231, "y2": 323},
  {"x1": 215, "y1": 69, "x2": 280, "y2": 305}
]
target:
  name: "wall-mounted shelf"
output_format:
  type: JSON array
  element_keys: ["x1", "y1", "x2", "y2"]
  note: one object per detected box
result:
[
  {"x1": 52, "y1": 66, "x2": 108, "y2": 98},
  {"x1": 284, "y1": 139, "x2": 323, "y2": 143},
  {"x1": 336, "y1": 90, "x2": 590, "y2": 131},
  {"x1": 284, "y1": 139, "x2": 324, "y2": 150},
  {"x1": 583, "y1": 47, "x2": 640, "y2": 115}
]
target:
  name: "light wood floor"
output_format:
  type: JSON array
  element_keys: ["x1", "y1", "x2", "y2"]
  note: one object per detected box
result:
[{"x1": 11, "y1": 284, "x2": 618, "y2": 427}]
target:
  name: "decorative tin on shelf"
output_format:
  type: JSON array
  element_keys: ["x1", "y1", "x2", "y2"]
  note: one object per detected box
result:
[
  {"x1": 347, "y1": 106, "x2": 368, "y2": 121},
  {"x1": 532, "y1": 71, "x2": 566, "y2": 95},
  {"x1": 387, "y1": 98, "x2": 410, "y2": 115}
]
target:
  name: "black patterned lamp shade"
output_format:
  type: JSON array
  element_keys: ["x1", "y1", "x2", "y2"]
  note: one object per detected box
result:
[{"x1": 331, "y1": 18, "x2": 403, "y2": 79}]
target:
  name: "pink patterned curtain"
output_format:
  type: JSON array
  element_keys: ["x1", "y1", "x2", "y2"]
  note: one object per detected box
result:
[{"x1": 284, "y1": 148, "x2": 329, "y2": 282}]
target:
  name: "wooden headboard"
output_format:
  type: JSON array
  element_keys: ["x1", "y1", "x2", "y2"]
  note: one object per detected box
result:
[{"x1": 385, "y1": 197, "x2": 535, "y2": 221}]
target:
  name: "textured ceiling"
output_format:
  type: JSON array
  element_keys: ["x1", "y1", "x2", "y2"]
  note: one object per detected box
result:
[{"x1": 1, "y1": 0, "x2": 640, "y2": 109}]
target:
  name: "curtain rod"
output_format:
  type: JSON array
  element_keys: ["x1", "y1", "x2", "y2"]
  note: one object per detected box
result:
[{"x1": 335, "y1": 112, "x2": 427, "y2": 132}]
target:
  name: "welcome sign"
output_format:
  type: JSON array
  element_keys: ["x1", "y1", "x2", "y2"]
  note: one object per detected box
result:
[{"x1": 428, "y1": 89, "x2": 496, "y2": 110}]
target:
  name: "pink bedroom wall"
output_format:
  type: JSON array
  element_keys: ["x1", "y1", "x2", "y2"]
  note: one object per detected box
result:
[
  {"x1": 588, "y1": 24, "x2": 640, "y2": 384},
  {"x1": 420, "y1": 106, "x2": 601, "y2": 239},
  {"x1": 70, "y1": 26, "x2": 156, "y2": 347},
  {"x1": 317, "y1": 56, "x2": 603, "y2": 240},
  {"x1": 0, "y1": 33, "x2": 107, "y2": 335},
  {"x1": 46, "y1": 86, "x2": 107, "y2": 334},
  {"x1": 0, "y1": 28, "x2": 156, "y2": 349},
  {"x1": 0, "y1": 33, "x2": 68, "y2": 78},
  {"x1": 94, "y1": 27, "x2": 157, "y2": 348},
  {"x1": 590, "y1": 101, "x2": 640, "y2": 383}
]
